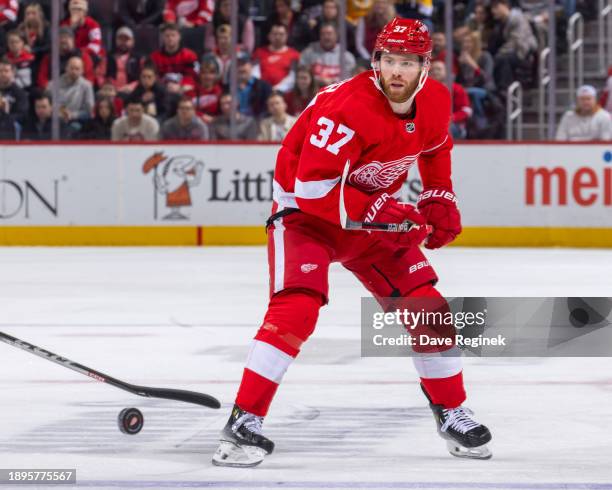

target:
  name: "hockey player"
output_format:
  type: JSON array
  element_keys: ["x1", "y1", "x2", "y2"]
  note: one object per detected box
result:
[{"x1": 213, "y1": 17, "x2": 492, "y2": 467}]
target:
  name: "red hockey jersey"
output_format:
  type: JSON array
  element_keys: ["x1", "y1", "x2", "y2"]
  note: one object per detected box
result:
[
  {"x1": 273, "y1": 70, "x2": 454, "y2": 227},
  {"x1": 60, "y1": 17, "x2": 103, "y2": 59},
  {"x1": 163, "y1": 0, "x2": 214, "y2": 26}
]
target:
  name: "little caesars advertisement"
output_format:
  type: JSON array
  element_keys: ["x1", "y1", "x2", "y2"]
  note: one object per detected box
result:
[{"x1": 0, "y1": 145, "x2": 276, "y2": 226}]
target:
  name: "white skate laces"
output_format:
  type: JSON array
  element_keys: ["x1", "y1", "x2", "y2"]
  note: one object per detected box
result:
[
  {"x1": 232, "y1": 412, "x2": 264, "y2": 435},
  {"x1": 440, "y1": 407, "x2": 480, "y2": 434}
]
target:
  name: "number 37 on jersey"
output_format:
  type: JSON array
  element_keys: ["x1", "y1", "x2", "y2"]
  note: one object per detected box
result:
[{"x1": 309, "y1": 117, "x2": 355, "y2": 156}]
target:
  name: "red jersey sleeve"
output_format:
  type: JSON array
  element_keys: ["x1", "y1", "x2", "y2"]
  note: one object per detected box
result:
[
  {"x1": 451, "y1": 84, "x2": 472, "y2": 124},
  {"x1": 417, "y1": 85, "x2": 454, "y2": 190},
  {"x1": 0, "y1": 0, "x2": 18, "y2": 23},
  {"x1": 292, "y1": 109, "x2": 374, "y2": 227}
]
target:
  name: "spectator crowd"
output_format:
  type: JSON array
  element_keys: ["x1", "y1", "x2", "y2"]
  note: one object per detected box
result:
[{"x1": 0, "y1": 0, "x2": 608, "y2": 141}]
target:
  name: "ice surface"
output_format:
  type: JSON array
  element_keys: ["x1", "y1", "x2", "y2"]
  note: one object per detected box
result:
[{"x1": 0, "y1": 247, "x2": 611, "y2": 489}]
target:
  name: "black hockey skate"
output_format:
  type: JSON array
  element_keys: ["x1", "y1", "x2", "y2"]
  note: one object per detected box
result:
[
  {"x1": 212, "y1": 404, "x2": 275, "y2": 467},
  {"x1": 421, "y1": 385, "x2": 492, "y2": 459}
]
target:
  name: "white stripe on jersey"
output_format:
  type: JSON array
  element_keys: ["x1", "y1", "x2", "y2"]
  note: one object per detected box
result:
[
  {"x1": 272, "y1": 213, "x2": 285, "y2": 293},
  {"x1": 273, "y1": 179, "x2": 298, "y2": 208},
  {"x1": 295, "y1": 177, "x2": 340, "y2": 200}
]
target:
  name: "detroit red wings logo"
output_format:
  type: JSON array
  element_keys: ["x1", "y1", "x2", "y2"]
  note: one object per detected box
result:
[{"x1": 349, "y1": 153, "x2": 419, "y2": 191}]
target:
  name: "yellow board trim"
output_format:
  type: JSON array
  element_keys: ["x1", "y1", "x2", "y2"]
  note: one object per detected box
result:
[
  {"x1": 0, "y1": 226, "x2": 612, "y2": 247},
  {"x1": 453, "y1": 227, "x2": 612, "y2": 248}
]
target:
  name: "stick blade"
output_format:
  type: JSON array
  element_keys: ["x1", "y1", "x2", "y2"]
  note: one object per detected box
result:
[{"x1": 136, "y1": 386, "x2": 221, "y2": 409}]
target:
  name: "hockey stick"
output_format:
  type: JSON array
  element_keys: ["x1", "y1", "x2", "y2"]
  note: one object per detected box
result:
[
  {"x1": 339, "y1": 159, "x2": 414, "y2": 232},
  {"x1": 0, "y1": 331, "x2": 221, "y2": 409}
]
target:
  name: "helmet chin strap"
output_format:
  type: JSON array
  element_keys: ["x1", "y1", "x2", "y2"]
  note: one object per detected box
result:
[{"x1": 371, "y1": 59, "x2": 431, "y2": 115}]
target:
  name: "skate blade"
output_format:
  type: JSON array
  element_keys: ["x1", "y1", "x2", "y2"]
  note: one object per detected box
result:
[
  {"x1": 446, "y1": 440, "x2": 492, "y2": 460},
  {"x1": 212, "y1": 440, "x2": 267, "y2": 468}
]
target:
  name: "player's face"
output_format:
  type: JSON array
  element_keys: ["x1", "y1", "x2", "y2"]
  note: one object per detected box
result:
[{"x1": 378, "y1": 53, "x2": 422, "y2": 103}]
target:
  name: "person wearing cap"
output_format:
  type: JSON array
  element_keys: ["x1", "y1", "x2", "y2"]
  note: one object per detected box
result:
[
  {"x1": 36, "y1": 26, "x2": 95, "y2": 88},
  {"x1": 556, "y1": 85, "x2": 612, "y2": 141},
  {"x1": 60, "y1": 0, "x2": 104, "y2": 66},
  {"x1": 105, "y1": 27, "x2": 140, "y2": 93},
  {"x1": 149, "y1": 23, "x2": 198, "y2": 91},
  {"x1": 211, "y1": 18, "x2": 492, "y2": 468}
]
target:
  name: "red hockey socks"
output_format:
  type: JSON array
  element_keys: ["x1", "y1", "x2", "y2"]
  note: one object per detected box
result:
[{"x1": 235, "y1": 289, "x2": 323, "y2": 417}]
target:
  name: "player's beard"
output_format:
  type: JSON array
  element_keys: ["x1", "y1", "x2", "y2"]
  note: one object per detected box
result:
[{"x1": 380, "y1": 74, "x2": 419, "y2": 104}]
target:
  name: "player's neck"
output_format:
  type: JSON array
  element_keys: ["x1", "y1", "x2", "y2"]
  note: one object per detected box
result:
[{"x1": 388, "y1": 98, "x2": 415, "y2": 117}]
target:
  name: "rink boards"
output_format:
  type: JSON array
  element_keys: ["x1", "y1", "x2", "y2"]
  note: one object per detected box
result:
[{"x1": 1, "y1": 141, "x2": 611, "y2": 247}]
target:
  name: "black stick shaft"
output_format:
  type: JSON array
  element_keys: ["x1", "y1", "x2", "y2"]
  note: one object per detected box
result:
[{"x1": 0, "y1": 331, "x2": 220, "y2": 409}]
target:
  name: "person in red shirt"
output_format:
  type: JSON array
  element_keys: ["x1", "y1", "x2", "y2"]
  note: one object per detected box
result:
[
  {"x1": 212, "y1": 18, "x2": 492, "y2": 468},
  {"x1": 149, "y1": 23, "x2": 198, "y2": 91},
  {"x1": 163, "y1": 0, "x2": 215, "y2": 27},
  {"x1": 0, "y1": 0, "x2": 18, "y2": 26},
  {"x1": 60, "y1": 0, "x2": 104, "y2": 65},
  {"x1": 6, "y1": 30, "x2": 35, "y2": 89},
  {"x1": 186, "y1": 60, "x2": 222, "y2": 123},
  {"x1": 252, "y1": 23, "x2": 300, "y2": 93},
  {"x1": 283, "y1": 64, "x2": 318, "y2": 116},
  {"x1": 429, "y1": 60, "x2": 472, "y2": 140}
]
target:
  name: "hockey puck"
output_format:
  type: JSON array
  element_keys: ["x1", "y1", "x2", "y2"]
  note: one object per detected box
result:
[{"x1": 118, "y1": 408, "x2": 144, "y2": 435}]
